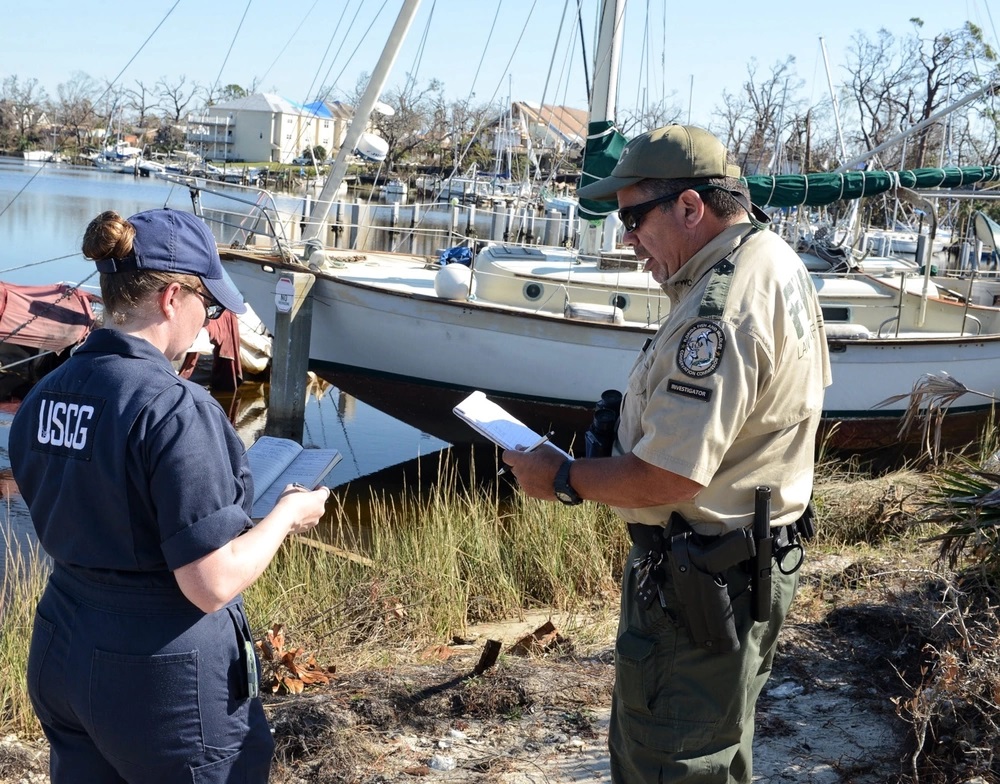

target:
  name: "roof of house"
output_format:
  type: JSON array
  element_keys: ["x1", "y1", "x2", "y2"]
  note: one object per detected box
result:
[
  {"x1": 207, "y1": 93, "x2": 353, "y2": 120},
  {"x1": 513, "y1": 102, "x2": 588, "y2": 147}
]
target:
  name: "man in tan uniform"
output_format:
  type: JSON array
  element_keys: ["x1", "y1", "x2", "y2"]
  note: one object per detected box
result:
[{"x1": 503, "y1": 124, "x2": 831, "y2": 783}]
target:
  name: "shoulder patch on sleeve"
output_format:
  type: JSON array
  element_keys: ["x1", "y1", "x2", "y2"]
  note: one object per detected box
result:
[{"x1": 677, "y1": 321, "x2": 725, "y2": 378}]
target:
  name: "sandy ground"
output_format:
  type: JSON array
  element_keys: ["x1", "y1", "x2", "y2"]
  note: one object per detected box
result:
[{"x1": 0, "y1": 552, "x2": 918, "y2": 784}]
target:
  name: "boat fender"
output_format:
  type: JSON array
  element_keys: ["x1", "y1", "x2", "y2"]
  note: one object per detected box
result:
[
  {"x1": 302, "y1": 238, "x2": 324, "y2": 262},
  {"x1": 434, "y1": 264, "x2": 476, "y2": 300},
  {"x1": 308, "y1": 250, "x2": 330, "y2": 271}
]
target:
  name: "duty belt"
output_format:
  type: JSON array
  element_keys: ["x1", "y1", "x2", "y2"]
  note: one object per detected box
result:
[{"x1": 627, "y1": 520, "x2": 793, "y2": 556}]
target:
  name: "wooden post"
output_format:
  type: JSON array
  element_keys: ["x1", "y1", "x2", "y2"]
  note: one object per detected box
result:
[{"x1": 267, "y1": 271, "x2": 315, "y2": 440}]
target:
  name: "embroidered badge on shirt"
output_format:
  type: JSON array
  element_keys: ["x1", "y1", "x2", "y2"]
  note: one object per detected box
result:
[{"x1": 677, "y1": 321, "x2": 725, "y2": 378}]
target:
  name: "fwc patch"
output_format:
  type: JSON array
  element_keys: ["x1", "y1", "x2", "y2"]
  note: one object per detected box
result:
[{"x1": 677, "y1": 322, "x2": 725, "y2": 378}]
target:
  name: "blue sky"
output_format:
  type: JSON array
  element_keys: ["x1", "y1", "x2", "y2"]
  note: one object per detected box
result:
[{"x1": 2, "y1": 0, "x2": 994, "y2": 128}]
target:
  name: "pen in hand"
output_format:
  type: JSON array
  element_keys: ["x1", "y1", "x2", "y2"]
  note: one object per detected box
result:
[{"x1": 498, "y1": 430, "x2": 555, "y2": 476}]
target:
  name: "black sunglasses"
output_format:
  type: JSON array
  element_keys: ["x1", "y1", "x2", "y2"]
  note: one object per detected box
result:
[
  {"x1": 179, "y1": 283, "x2": 224, "y2": 320},
  {"x1": 618, "y1": 189, "x2": 689, "y2": 232}
]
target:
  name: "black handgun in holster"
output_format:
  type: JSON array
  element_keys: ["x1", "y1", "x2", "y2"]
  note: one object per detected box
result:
[{"x1": 668, "y1": 526, "x2": 755, "y2": 654}]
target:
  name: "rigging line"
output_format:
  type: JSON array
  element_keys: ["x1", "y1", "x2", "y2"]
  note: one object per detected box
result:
[
  {"x1": 575, "y1": 0, "x2": 591, "y2": 101},
  {"x1": 315, "y1": 0, "x2": 392, "y2": 104},
  {"x1": 206, "y1": 0, "x2": 253, "y2": 102},
  {"x1": 91, "y1": 0, "x2": 182, "y2": 113},
  {"x1": 255, "y1": 0, "x2": 322, "y2": 89},
  {"x1": 536, "y1": 2, "x2": 579, "y2": 188},
  {"x1": 451, "y1": 0, "x2": 540, "y2": 180},
  {"x1": 437, "y1": 0, "x2": 507, "y2": 185},
  {"x1": 460, "y1": 0, "x2": 503, "y2": 107},
  {"x1": 0, "y1": 0, "x2": 181, "y2": 222},
  {"x1": 541, "y1": 28, "x2": 584, "y2": 192},
  {"x1": 632, "y1": 0, "x2": 649, "y2": 115},
  {"x1": 403, "y1": 0, "x2": 436, "y2": 96},
  {"x1": 0, "y1": 254, "x2": 83, "y2": 276},
  {"x1": 282, "y1": 0, "x2": 361, "y2": 158},
  {"x1": 314, "y1": 0, "x2": 368, "y2": 101},
  {"x1": 533, "y1": 0, "x2": 571, "y2": 166},
  {"x1": 300, "y1": 1, "x2": 348, "y2": 104},
  {"x1": 286, "y1": 0, "x2": 359, "y2": 158}
]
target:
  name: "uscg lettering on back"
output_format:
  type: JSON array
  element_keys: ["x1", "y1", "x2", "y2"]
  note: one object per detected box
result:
[{"x1": 32, "y1": 392, "x2": 105, "y2": 460}]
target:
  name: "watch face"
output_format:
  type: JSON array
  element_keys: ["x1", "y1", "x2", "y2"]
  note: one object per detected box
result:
[{"x1": 556, "y1": 491, "x2": 573, "y2": 503}]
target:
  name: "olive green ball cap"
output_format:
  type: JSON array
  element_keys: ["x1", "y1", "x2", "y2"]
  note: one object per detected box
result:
[{"x1": 577, "y1": 124, "x2": 742, "y2": 201}]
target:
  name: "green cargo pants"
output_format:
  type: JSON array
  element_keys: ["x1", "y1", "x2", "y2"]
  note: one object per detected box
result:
[{"x1": 608, "y1": 541, "x2": 799, "y2": 783}]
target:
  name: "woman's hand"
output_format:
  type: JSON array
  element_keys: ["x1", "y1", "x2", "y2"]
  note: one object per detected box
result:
[
  {"x1": 174, "y1": 484, "x2": 333, "y2": 613},
  {"x1": 274, "y1": 483, "x2": 331, "y2": 534}
]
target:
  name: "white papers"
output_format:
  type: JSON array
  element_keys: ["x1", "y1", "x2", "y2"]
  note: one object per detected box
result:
[{"x1": 452, "y1": 391, "x2": 571, "y2": 458}]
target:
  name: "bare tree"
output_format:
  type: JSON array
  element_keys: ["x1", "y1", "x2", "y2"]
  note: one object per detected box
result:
[
  {"x1": 909, "y1": 20, "x2": 997, "y2": 166},
  {"x1": 368, "y1": 75, "x2": 447, "y2": 174},
  {"x1": 617, "y1": 98, "x2": 682, "y2": 138},
  {"x1": 738, "y1": 58, "x2": 804, "y2": 175},
  {"x1": 0, "y1": 75, "x2": 48, "y2": 150},
  {"x1": 54, "y1": 72, "x2": 100, "y2": 152},
  {"x1": 843, "y1": 19, "x2": 998, "y2": 169},
  {"x1": 157, "y1": 75, "x2": 200, "y2": 123},
  {"x1": 124, "y1": 80, "x2": 160, "y2": 128},
  {"x1": 842, "y1": 28, "x2": 920, "y2": 166},
  {"x1": 713, "y1": 87, "x2": 753, "y2": 159}
]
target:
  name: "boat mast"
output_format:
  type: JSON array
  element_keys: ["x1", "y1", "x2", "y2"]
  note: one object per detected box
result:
[
  {"x1": 580, "y1": 0, "x2": 626, "y2": 254},
  {"x1": 303, "y1": 0, "x2": 423, "y2": 241},
  {"x1": 590, "y1": 0, "x2": 624, "y2": 129}
]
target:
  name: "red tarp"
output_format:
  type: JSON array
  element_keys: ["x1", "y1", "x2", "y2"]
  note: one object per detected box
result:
[{"x1": 0, "y1": 282, "x2": 98, "y2": 353}]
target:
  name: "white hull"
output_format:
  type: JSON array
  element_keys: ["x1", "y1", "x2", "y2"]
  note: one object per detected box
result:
[
  {"x1": 224, "y1": 254, "x2": 648, "y2": 406},
  {"x1": 222, "y1": 248, "x2": 1000, "y2": 453}
]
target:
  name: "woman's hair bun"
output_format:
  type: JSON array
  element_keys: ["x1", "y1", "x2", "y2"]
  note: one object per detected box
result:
[{"x1": 82, "y1": 210, "x2": 136, "y2": 262}]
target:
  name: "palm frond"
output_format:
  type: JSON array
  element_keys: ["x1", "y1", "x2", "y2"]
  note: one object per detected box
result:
[{"x1": 874, "y1": 373, "x2": 998, "y2": 462}]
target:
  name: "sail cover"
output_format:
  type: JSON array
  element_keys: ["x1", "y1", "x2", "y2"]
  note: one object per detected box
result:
[
  {"x1": 744, "y1": 166, "x2": 1000, "y2": 208},
  {"x1": 578, "y1": 120, "x2": 628, "y2": 221},
  {"x1": 0, "y1": 283, "x2": 98, "y2": 352}
]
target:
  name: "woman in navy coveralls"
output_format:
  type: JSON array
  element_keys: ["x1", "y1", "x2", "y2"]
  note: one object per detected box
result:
[{"x1": 9, "y1": 209, "x2": 330, "y2": 783}]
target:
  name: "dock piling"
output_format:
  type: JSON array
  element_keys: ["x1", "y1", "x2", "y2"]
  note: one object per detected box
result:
[{"x1": 266, "y1": 271, "x2": 316, "y2": 440}]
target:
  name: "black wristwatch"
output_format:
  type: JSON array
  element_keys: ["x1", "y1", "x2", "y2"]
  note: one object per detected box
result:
[{"x1": 553, "y1": 459, "x2": 583, "y2": 506}]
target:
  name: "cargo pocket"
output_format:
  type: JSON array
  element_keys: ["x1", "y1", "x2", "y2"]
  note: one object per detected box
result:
[
  {"x1": 615, "y1": 630, "x2": 656, "y2": 715},
  {"x1": 26, "y1": 613, "x2": 55, "y2": 724},
  {"x1": 90, "y1": 648, "x2": 202, "y2": 766},
  {"x1": 614, "y1": 625, "x2": 720, "y2": 753}
]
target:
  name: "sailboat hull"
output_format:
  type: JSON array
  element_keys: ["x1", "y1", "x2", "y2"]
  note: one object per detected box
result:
[{"x1": 223, "y1": 250, "x2": 1000, "y2": 455}]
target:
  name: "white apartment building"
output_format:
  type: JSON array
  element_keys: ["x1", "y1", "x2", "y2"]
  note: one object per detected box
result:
[{"x1": 186, "y1": 93, "x2": 352, "y2": 163}]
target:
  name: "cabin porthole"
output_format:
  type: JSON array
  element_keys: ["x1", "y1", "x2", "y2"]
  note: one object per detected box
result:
[
  {"x1": 610, "y1": 294, "x2": 629, "y2": 311},
  {"x1": 523, "y1": 282, "x2": 544, "y2": 302}
]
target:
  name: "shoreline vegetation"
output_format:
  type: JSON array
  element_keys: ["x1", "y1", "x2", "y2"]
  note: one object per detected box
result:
[{"x1": 4, "y1": 437, "x2": 1000, "y2": 781}]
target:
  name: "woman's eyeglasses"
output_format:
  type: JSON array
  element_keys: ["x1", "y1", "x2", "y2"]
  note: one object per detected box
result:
[
  {"x1": 617, "y1": 189, "x2": 687, "y2": 232},
  {"x1": 179, "y1": 284, "x2": 224, "y2": 320}
]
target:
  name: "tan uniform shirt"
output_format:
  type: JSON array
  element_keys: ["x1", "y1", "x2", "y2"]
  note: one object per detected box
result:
[{"x1": 613, "y1": 222, "x2": 832, "y2": 535}]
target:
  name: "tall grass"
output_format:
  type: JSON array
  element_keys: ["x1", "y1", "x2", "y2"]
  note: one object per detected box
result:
[
  {"x1": 0, "y1": 527, "x2": 49, "y2": 738},
  {"x1": 243, "y1": 454, "x2": 630, "y2": 659},
  {"x1": 8, "y1": 439, "x2": 973, "y2": 736}
]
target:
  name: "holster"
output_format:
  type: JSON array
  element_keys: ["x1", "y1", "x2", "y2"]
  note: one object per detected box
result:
[{"x1": 668, "y1": 528, "x2": 755, "y2": 654}]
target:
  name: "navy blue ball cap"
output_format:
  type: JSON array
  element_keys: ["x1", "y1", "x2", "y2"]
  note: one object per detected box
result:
[{"x1": 97, "y1": 208, "x2": 247, "y2": 315}]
